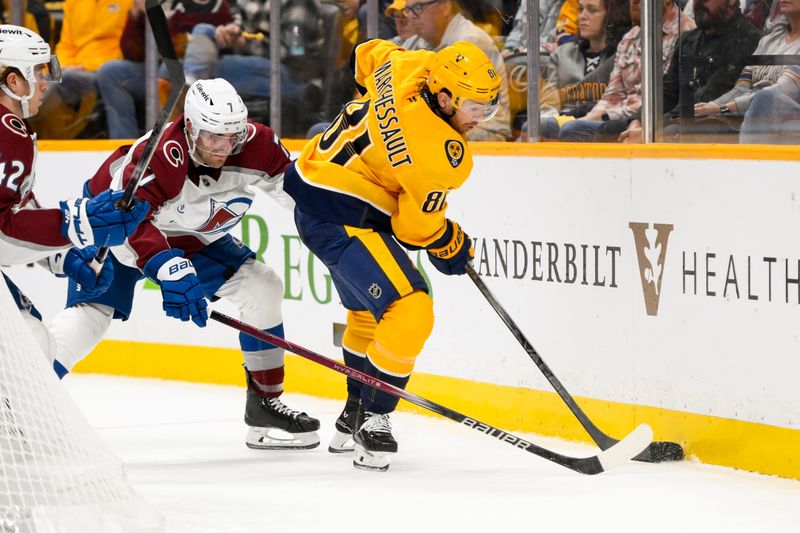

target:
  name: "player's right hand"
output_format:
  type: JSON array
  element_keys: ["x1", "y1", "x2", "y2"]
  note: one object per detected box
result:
[
  {"x1": 60, "y1": 190, "x2": 150, "y2": 248},
  {"x1": 427, "y1": 219, "x2": 474, "y2": 276},
  {"x1": 144, "y1": 249, "x2": 208, "y2": 328}
]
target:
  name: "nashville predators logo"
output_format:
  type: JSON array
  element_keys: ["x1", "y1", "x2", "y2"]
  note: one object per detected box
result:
[{"x1": 445, "y1": 140, "x2": 464, "y2": 168}]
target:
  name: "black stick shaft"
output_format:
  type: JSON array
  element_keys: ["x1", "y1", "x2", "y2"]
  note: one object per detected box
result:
[
  {"x1": 95, "y1": 0, "x2": 185, "y2": 264},
  {"x1": 210, "y1": 311, "x2": 608, "y2": 475},
  {"x1": 465, "y1": 263, "x2": 682, "y2": 462}
]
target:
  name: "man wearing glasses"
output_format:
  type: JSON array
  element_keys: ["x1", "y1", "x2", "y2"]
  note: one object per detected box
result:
[
  {"x1": 384, "y1": 0, "x2": 415, "y2": 44},
  {"x1": 399, "y1": 0, "x2": 512, "y2": 141}
]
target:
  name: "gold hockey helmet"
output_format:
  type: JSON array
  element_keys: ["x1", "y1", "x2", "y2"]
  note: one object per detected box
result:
[{"x1": 427, "y1": 41, "x2": 501, "y2": 122}]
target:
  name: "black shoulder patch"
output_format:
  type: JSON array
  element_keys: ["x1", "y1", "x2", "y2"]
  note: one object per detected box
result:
[{"x1": 445, "y1": 139, "x2": 464, "y2": 168}]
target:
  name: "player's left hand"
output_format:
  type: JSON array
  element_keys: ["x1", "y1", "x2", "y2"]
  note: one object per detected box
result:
[
  {"x1": 427, "y1": 220, "x2": 474, "y2": 276},
  {"x1": 57, "y1": 246, "x2": 115, "y2": 297}
]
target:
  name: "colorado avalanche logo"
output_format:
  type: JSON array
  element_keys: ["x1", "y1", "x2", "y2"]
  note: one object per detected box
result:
[
  {"x1": 195, "y1": 197, "x2": 252, "y2": 234},
  {"x1": 163, "y1": 140, "x2": 185, "y2": 168},
  {"x1": 2, "y1": 113, "x2": 28, "y2": 138}
]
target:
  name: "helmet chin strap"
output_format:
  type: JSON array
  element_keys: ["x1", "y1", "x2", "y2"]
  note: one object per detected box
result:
[{"x1": 1, "y1": 81, "x2": 35, "y2": 118}]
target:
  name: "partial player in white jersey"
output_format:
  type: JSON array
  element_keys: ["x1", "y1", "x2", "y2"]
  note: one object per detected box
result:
[
  {"x1": 49, "y1": 79, "x2": 321, "y2": 450},
  {"x1": 0, "y1": 24, "x2": 147, "y2": 359}
]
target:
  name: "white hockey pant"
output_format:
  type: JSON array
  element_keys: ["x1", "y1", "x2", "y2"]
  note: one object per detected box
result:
[
  {"x1": 48, "y1": 259, "x2": 284, "y2": 374},
  {"x1": 50, "y1": 303, "x2": 114, "y2": 371},
  {"x1": 20, "y1": 309, "x2": 58, "y2": 363},
  {"x1": 214, "y1": 258, "x2": 285, "y2": 375}
]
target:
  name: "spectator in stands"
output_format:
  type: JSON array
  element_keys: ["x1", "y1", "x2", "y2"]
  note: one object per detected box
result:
[
  {"x1": 29, "y1": 0, "x2": 132, "y2": 139},
  {"x1": 693, "y1": 0, "x2": 800, "y2": 135},
  {"x1": 622, "y1": 0, "x2": 762, "y2": 142},
  {"x1": 385, "y1": 0, "x2": 414, "y2": 43},
  {"x1": 744, "y1": 0, "x2": 785, "y2": 32},
  {"x1": 502, "y1": 0, "x2": 567, "y2": 56},
  {"x1": 1, "y1": 0, "x2": 52, "y2": 44},
  {"x1": 539, "y1": 0, "x2": 631, "y2": 139},
  {"x1": 358, "y1": 0, "x2": 397, "y2": 40},
  {"x1": 97, "y1": 0, "x2": 233, "y2": 139},
  {"x1": 400, "y1": 0, "x2": 512, "y2": 141},
  {"x1": 306, "y1": 1, "x2": 411, "y2": 139},
  {"x1": 739, "y1": 66, "x2": 800, "y2": 143},
  {"x1": 180, "y1": 0, "x2": 312, "y2": 104},
  {"x1": 554, "y1": 0, "x2": 581, "y2": 48},
  {"x1": 558, "y1": 0, "x2": 694, "y2": 142},
  {"x1": 338, "y1": 0, "x2": 361, "y2": 61},
  {"x1": 665, "y1": 0, "x2": 762, "y2": 119}
]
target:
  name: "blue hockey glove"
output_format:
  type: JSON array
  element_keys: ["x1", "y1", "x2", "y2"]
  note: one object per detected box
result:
[
  {"x1": 144, "y1": 249, "x2": 208, "y2": 328},
  {"x1": 427, "y1": 220, "x2": 474, "y2": 276},
  {"x1": 49, "y1": 246, "x2": 115, "y2": 298},
  {"x1": 60, "y1": 189, "x2": 150, "y2": 248}
]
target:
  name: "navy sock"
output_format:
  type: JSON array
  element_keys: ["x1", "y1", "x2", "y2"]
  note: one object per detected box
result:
[
  {"x1": 360, "y1": 357, "x2": 410, "y2": 414},
  {"x1": 343, "y1": 348, "x2": 364, "y2": 399}
]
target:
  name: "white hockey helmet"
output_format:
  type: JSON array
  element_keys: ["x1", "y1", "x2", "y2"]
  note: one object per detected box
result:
[
  {"x1": 0, "y1": 25, "x2": 61, "y2": 118},
  {"x1": 183, "y1": 78, "x2": 249, "y2": 166}
]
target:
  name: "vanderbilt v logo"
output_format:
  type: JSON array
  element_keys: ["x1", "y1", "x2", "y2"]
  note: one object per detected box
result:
[{"x1": 629, "y1": 223, "x2": 674, "y2": 316}]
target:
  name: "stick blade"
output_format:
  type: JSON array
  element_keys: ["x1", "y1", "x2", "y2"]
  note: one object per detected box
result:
[{"x1": 596, "y1": 424, "x2": 654, "y2": 472}]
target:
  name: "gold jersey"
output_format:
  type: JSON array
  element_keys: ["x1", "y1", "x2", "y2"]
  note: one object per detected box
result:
[{"x1": 288, "y1": 39, "x2": 473, "y2": 249}]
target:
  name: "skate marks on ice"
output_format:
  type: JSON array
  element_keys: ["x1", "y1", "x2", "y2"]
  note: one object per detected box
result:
[{"x1": 63, "y1": 375, "x2": 800, "y2": 533}]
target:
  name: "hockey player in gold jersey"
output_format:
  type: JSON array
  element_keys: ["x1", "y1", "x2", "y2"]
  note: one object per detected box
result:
[{"x1": 283, "y1": 39, "x2": 501, "y2": 471}]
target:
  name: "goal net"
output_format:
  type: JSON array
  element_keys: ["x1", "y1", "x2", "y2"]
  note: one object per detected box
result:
[{"x1": 0, "y1": 277, "x2": 163, "y2": 533}]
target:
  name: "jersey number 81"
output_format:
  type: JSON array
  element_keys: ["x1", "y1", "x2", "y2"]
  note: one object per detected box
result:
[
  {"x1": 319, "y1": 99, "x2": 374, "y2": 167},
  {"x1": 422, "y1": 190, "x2": 447, "y2": 213}
]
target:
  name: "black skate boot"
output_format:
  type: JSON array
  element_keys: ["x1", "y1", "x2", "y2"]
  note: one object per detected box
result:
[
  {"x1": 328, "y1": 394, "x2": 360, "y2": 454},
  {"x1": 352, "y1": 409, "x2": 397, "y2": 472},
  {"x1": 244, "y1": 373, "x2": 320, "y2": 450}
]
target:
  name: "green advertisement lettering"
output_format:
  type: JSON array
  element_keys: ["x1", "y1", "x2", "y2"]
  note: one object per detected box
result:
[
  {"x1": 307, "y1": 253, "x2": 333, "y2": 304},
  {"x1": 241, "y1": 214, "x2": 269, "y2": 262},
  {"x1": 283, "y1": 234, "x2": 303, "y2": 301}
]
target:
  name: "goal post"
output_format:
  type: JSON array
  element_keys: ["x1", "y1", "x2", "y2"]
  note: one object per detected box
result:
[{"x1": 0, "y1": 277, "x2": 163, "y2": 533}]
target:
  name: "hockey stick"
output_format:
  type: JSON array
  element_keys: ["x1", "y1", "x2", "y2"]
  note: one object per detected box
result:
[
  {"x1": 210, "y1": 310, "x2": 653, "y2": 475},
  {"x1": 465, "y1": 263, "x2": 684, "y2": 463},
  {"x1": 95, "y1": 0, "x2": 186, "y2": 264}
]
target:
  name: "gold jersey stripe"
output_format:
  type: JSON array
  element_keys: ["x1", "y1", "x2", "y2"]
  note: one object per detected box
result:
[{"x1": 344, "y1": 225, "x2": 414, "y2": 297}]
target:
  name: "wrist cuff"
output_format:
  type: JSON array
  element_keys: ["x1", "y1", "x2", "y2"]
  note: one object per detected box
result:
[
  {"x1": 144, "y1": 249, "x2": 193, "y2": 283},
  {"x1": 428, "y1": 221, "x2": 465, "y2": 260},
  {"x1": 60, "y1": 197, "x2": 95, "y2": 248}
]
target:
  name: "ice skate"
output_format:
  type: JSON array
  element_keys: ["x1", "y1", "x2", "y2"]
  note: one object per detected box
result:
[
  {"x1": 328, "y1": 395, "x2": 360, "y2": 453},
  {"x1": 353, "y1": 411, "x2": 397, "y2": 472},
  {"x1": 244, "y1": 391, "x2": 321, "y2": 450}
]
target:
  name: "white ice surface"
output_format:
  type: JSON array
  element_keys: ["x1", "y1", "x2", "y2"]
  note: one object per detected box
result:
[{"x1": 63, "y1": 375, "x2": 800, "y2": 533}]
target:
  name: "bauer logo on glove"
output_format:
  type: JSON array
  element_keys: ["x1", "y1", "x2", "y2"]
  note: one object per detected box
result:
[
  {"x1": 144, "y1": 248, "x2": 209, "y2": 328},
  {"x1": 427, "y1": 219, "x2": 474, "y2": 276}
]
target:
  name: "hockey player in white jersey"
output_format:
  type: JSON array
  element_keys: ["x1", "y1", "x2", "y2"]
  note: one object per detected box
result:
[
  {"x1": 0, "y1": 24, "x2": 148, "y2": 360},
  {"x1": 49, "y1": 78, "x2": 321, "y2": 450}
]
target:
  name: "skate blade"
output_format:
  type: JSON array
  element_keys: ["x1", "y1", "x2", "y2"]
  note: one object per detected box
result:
[
  {"x1": 328, "y1": 430, "x2": 355, "y2": 454},
  {"x1": 246, "y1": 427, "x2": 320, "y2": 450},
  {"x1": 353, "y1": 443, "x2": 392, "y2": 472}
]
